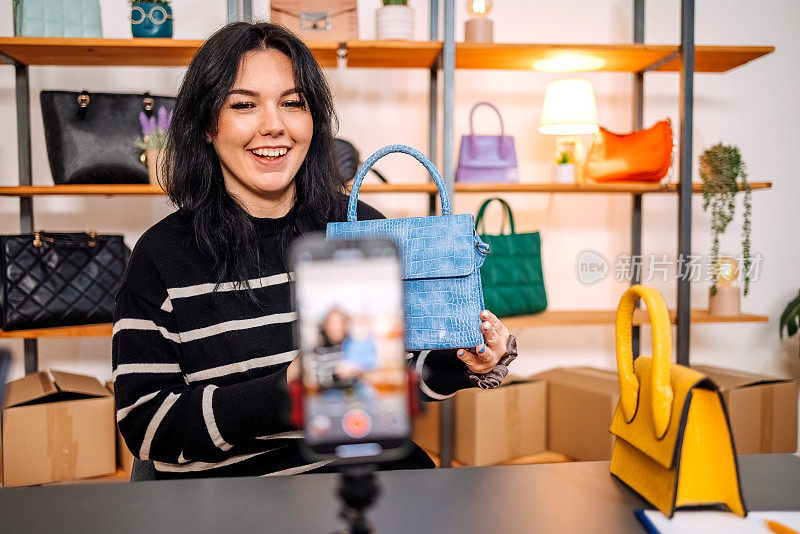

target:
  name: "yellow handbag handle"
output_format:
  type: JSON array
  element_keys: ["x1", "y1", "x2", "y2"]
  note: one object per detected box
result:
[{"x1": 616, "y1": 285, "x2": 674, "y2": 439}]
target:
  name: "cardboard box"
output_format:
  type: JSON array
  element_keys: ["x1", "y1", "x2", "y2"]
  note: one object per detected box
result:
[
  {"x1": 106, "y1": 381, "x2": 135, "y2": 475},
  {"x1": 693, "y1": 365, "x2": 798, "y2": 454},
  {"x1": 413, "y1": 377, "x2": 546, "y2": 466},
  {"x1": 2, "y1": 370, "x2": 116, "y2": 487},
  {"x1": 532, "y1": 367, "x2": 619, "y2": 461}
]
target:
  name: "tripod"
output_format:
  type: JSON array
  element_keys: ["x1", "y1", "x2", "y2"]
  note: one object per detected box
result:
[{"x1": 333, "y1": 464, "x2": 381, "y2": 534}]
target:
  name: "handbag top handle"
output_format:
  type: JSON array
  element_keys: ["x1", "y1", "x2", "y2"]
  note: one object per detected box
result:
[
  {"x1": 468, "y1": 101, "x2": 509, "y2": 160},
  {"x1": 347, "y1": 144, "x2": 451, "y2": 222},
  {"x1": 475, "y1": 197, "x2": 515, "y2": 235},
  {"x1": 615, "y1": 285, "x2": 675, "y2": 440}
]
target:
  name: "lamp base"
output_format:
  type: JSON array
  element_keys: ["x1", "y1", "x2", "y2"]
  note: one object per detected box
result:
[{"x1": 465, "y1": 18, "x2": 493, "y2": 43}]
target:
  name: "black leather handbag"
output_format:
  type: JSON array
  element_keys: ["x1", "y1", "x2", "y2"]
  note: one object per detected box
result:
[
  {"x1": 0, "y1": 232, "x2": 130, "y2": 331},
  {"x1": 40, "y1": 90, "x2": 176, "y2": 184}
]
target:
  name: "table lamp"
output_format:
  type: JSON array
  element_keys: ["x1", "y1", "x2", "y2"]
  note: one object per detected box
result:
[
  {"x1": 465, "y1": 0, "x2": 493, "y2": 43},
  {"x1": 539, "y1": 79, "x2": 599, "y2": 184}
]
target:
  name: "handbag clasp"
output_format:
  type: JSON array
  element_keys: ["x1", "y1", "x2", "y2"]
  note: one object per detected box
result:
[
  {"x1": 76, "y1": 92, "x2": 91, "y2": 108},
  {"x1": 88, "y1": 230, "x2": 98, "y2": 247},
  {"x1": 32, "y1": 232, "x2": 54, "y2": 248}
]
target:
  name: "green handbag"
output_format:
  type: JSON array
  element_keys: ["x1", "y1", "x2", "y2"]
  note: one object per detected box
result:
[{"x1": 476, "y1": 198, "x2": 548, "y2": 318}]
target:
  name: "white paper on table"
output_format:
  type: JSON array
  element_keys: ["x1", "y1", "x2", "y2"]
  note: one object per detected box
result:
[{"x1": 640, "y1": 510, "x2": 800, "y2": 534}]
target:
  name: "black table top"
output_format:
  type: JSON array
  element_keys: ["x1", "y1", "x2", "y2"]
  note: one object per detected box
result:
[{"x1": 1, "y1": 454, "x2": 798, "y2": 533}]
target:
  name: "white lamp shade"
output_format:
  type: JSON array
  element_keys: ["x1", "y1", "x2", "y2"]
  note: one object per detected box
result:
[{"x1": 539, "y1": 79, "x2": 599, "y2": 135}]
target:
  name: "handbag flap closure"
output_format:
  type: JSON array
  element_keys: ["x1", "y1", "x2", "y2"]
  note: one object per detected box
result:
[
  {"x1": 327, "y1": 213, "x2": 482, "y2": 280},
  {"x1": 609, "y1": 357, "x2": 712, "y2": 469}
]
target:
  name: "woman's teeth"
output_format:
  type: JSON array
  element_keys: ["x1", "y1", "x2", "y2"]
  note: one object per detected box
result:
[{"x1": 251, "y1": 147, "x2": 288, "y2": 158}]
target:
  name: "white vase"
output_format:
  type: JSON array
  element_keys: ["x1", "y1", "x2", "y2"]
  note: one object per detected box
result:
[
  {"x1": 552, "y1": 163, "x2": 576, "y2": 184},
  {"x1": 376, "y1": 5, "x2": 415, "y2": 40}
]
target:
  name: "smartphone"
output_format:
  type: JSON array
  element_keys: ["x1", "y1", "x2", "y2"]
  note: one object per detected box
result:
[{"x1": 291, "y1": 236, "x2": 411, "y2": 462}]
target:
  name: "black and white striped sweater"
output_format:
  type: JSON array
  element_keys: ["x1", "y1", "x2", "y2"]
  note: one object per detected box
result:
[{"x1": 112, "y1": 198, "x2": 474, "y2": 478}]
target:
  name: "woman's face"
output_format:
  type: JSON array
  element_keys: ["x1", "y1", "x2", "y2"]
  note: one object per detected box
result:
[{"x1": 211, "y1": 49, "x2": 313, "y2": 218}]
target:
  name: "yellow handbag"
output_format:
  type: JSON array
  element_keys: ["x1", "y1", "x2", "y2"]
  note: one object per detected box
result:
[{"x1": 609, "y1": 285, "x2": 747, "y2": 518}]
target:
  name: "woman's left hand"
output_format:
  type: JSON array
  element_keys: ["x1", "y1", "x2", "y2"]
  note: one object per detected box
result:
[{"x1": 457, "y1": 310, "x2": 510, "y2": 375}]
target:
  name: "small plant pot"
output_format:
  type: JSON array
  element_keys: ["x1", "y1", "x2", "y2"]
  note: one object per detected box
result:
[
  {"x1": 131, "y1": 2, "x2": 173, "y2": 38},
  {"x1": 552, "y1": 163, "x2": 575, "y2": 184},
  {"x1": 376, "y1": 5, "x2": 415, "y2": 40},
  {"x1": 708, "y1": 285, "x2": 741, "y2": 316},
  {"x1": 146, "y1": 149, "x2": 166, "y2": 189}
]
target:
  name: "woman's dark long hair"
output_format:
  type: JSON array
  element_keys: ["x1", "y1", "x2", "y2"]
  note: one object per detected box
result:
[{"x1": 162, "y1": 22, "x2": 345, "y2": 304}]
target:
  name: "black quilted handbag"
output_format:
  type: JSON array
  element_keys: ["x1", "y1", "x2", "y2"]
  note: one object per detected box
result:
[
  {"x1": 0, "y1": 232, "x2": 130, "y2": 331},
  {"x1": 40, "y1": 90, "x2": 176, "y2": 184}
]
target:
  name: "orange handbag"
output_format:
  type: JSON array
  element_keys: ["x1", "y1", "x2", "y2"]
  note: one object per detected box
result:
[{"x1": 584, "y1": 119, "x2": 673, "y2": 183}]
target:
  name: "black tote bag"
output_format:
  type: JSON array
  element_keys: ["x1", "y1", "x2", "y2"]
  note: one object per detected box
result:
[{"x1": 40, "y1": 90, "x2": 176, "y2": 184}]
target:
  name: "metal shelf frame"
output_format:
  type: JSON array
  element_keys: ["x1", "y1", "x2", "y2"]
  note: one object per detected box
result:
[{"x1": 0, "y1": 0, "x2": 737, "y2": 467}]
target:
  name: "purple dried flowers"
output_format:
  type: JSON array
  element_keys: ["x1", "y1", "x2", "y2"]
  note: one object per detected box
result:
[{"x1": 135, "y1": 106, "x2": 172, "y2": 151}]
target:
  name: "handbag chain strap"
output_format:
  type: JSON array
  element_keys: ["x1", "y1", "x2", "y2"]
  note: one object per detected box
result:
[
  {"x1": 347, "y1": 145, "x2": 451, "y2": 222},
  {"x1": 468, "y1": 101, "x2": 509, "y2": 159},
  {"x1": 33, "y1": 230, "x2": 98, "y2": 248},
  {"x1": 475, "y1": 197, "x2": 515, "y2": 235}
]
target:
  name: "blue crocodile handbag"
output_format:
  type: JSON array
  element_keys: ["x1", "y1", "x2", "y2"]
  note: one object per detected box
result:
[{"x1": 327, "y1": 145, "x2": 490, "y2": 351}]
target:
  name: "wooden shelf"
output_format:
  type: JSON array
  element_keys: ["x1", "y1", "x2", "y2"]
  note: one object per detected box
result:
[
  {"x1": 0, "y1": 309, "x2": 768, "y2": 338},
  {"x1": 0, "y1": 38, "x2": 773, "y2": 73},
  {"x1": 0, "y1": 323, "x2": 113, "y2": 338},
  {"x1": 0, "y1": 37, "x2": 341, "y2": 68},
  {"x1": 344, "y1": 40, "x2": 442, "y2": 69},
  {"x1": 502, "y1": 309, "x2": 769, "y2": 329},
  {"x1": 0, "y1": 181, "x2": 771, "y2": 197},
  {"x1": 455, "y1": 43, "x2": 774, "y2": 73}
]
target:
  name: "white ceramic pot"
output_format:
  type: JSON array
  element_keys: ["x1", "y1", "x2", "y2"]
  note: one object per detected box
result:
[
  {"x1": 552, "y1": 163, "x2": 576, "y2": 184},
  {"x1": 376, "y1": 5, "x2": 415, "y2": 40}
]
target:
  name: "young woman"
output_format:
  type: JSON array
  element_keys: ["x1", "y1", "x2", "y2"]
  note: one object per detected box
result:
[{"x1": 112, "y1": 21, "x2": 513, "y2": 479}]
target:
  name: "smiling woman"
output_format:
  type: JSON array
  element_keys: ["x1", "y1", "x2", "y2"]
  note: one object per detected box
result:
[{"x1": 111, "y1": 21, "x2": 510, "y2": 481}]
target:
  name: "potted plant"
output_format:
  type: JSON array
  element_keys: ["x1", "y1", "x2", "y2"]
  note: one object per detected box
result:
[
  {"x1": 130, "y1": 0, "x2": 173, "y2": 38},
  {"x1": 135, "y1": 106, "x2": 172, "y2": 188},
  {"x1": 552, "y1": 150, "x2": 575, "y2": 184},
  {"x1": 699, "y1": 143, "x2": 753, "y2": 298},
  {"x1": 780, "y1": 289, "x2": 800, "y2": 357},
  {"x1": 376, "y1": 0, "x2": 415, "y2": 40}
]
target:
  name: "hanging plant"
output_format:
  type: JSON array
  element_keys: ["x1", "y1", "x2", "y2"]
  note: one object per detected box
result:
[{"x1": 699, "y1": 143, "x2": 752, "y2": 296}]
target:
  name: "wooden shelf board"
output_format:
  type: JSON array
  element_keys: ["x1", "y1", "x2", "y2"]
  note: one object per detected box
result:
[
  {"x1": 344, "y1": 40, "x2": 442, "y2": 69},
  {"x1": 0, "y1": 38, "x2": 772, "y2": 73},
  {"x1": 0, "y1": 181, "x2": 770, "y2": 197},
  {"x1": 0, "y1": 323, "x2": 113, "y2": 338},
  {"x1": 455, "y1": 43, "x2": 774, "y2": 73},
  {"x1": 502, "y1": 309, "x2": 769, "y2": 328},
  {"x1": 0, "y1": 310, "x2": 768, "y2": 338},
  {"x1": 0, "y1": 37, "x2": 339, "y2": 68}
]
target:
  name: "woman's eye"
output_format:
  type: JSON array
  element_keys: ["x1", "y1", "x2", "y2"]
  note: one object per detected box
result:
[
  {"x1": 230, "y1": 102, "x2": 255, "y2": 110},
  {"x1": 282, "y1": 100, "x2": 307, "y2": 110}
]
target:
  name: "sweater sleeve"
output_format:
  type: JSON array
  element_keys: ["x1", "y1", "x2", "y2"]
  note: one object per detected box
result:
[{"x1": 112, "y1": 251, "x2": 294, "y2": 465}]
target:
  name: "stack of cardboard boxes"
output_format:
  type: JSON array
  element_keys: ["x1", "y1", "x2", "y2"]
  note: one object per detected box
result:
[{"x1": 0, "y1": 365, "x2": 797, "y2": 485}]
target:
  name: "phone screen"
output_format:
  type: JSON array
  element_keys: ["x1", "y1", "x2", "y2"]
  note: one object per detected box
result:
[{"x1": 293, "y1": 238, "x2": 410, "y2": 460}]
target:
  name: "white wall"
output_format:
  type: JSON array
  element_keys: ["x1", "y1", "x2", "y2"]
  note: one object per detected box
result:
[{"x1": 1, "y1": 1, "x2": 798, "y2": 448}]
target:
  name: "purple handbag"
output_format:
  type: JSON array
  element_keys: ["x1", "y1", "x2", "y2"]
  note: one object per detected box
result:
[{"x1": 456, "y1": 102, "x2": 519, "y2": 183}]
